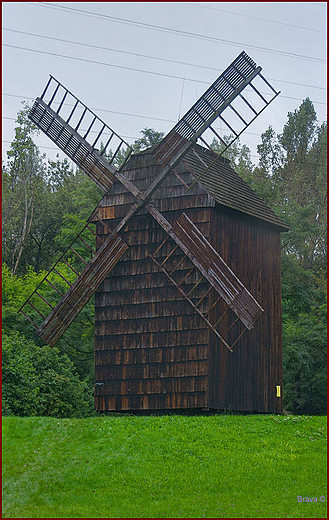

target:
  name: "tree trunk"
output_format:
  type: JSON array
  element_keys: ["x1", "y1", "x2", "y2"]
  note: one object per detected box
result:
[{"x1": 12, "y1": 181, "x2": 34, "y2": 275}]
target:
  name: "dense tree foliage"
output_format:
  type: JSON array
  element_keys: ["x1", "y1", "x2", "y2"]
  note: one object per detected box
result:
[
  {"x1": 2, "y1": 330, "x2": 94, "y2": 417},
  {"x1": 211, "y1": 99, "x2": 327, "y2": 414},
  {"x1": 2, "y1": 101, "x2": 326, "y2": 416},
  {"x1": 132, "y1": 127, "x2": 165, "y2": 152}
]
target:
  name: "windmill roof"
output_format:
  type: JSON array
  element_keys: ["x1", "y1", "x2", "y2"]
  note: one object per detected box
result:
[{"x1": 131, "y1": 144, "x2": 289, "y2": 231}]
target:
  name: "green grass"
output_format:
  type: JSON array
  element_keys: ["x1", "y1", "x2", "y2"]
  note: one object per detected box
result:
[{"x1": 2, "y1": 414, "x2": 327, "y2": 518}]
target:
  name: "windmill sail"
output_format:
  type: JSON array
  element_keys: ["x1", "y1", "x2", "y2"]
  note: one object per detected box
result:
[
  {"x1": 153, "y1": 51, "x2": 279, "y2": 167},
  {"x1": 29, "y1": 76, "x2": 133, "y2": 192},
  {"x1": 21, "y1": 51, "x2": 278, "y2": 348},
  {"x1": 19, "y1": 214, "x2": 128, "y2": 346},
  {"x1": 36, "y1": 234, "x2": 128, "y2": 346}
]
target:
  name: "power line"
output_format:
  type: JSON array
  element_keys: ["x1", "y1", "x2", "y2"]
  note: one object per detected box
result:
[
  {"x1": 3, "y1": 28, "x2": 326, "y2": 92},
  {"x1": 2, "y1": 113, "x2": 259, "y2": 139},
  {"x1": 2, "y1": 139, "x2": 68, "y2": 152},
  {"x1": 186, "y1": 2, "x2": 326, "y2": 34},
  {"x1": 1, "y1": 117, "x2": 140, "y2": 140},
  {"x1": 2, "y1": 47, "x2": 326, "y2": 107},
  {"x1": 2, "y1": 94, "x2": 177, "y2": 123},
  {"x1": 4, "y1": 137, "x2": 327, "y2": 168},
  {"x1": 32, "y1": 2, "x2": 325, "y2": 63},
  {"x1": 2, "y1": 43, "x2": 209, "y2": 85}
]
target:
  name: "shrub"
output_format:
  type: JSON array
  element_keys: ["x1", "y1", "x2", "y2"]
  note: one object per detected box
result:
[
  {"x1": 2, "y1": 330, "x2": 95, "y2": 418},
  {"x1": 282, "y1": 302, "x2": 327, "y2": 415}
]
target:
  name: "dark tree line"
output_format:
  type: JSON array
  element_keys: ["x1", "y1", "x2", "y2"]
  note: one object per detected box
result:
[{"x1": 2, "y1": 100, "x2": 326, "y2": 416}]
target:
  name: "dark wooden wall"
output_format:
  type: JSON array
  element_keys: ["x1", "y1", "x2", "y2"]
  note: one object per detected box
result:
[
  {"x1": 94, "y1": 151, "x2": 213, "y2": 411},
  {"x1": 209, "y1": 206, "x2": 283, "y2": 413},
  {"x1": 94, "y1": 149, "x2": 283, "y2": 413}
]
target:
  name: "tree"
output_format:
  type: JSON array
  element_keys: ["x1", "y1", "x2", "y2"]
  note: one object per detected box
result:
[
  {"x1": 282, "y1": 302, "x2": 327, "y2": 415},
  {"x1": 2, "y1": 106, "x2": 103, "y2": 274},
  {"x1": 2, "y1": 262, "x2": 95, "y2": 384},
  {"x1": 210, "y1": 134, "x2": 241, "y2": 166},
  {"x1": 257, "y1": 125, "x2": 283, "y2": 176},
  {"x1": 133, "y1": 127, "x2": 164, "y2": 152},
  {"x1": 279, "y1": 97, "x2": 317, "y2": 164},
  {"x1": 260, "y1": 100, "x2": 327, "y2": 415},
  {"x1": 2, "y1": 105, "x2": 47, "y2": 274}
]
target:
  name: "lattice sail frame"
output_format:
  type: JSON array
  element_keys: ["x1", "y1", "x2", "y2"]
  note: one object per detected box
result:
[
  {"x1": 20, "y1": 51, "x2": 279, "y2": 349},
  {"x1": 149, "y1": 213, "x2": 263, "y2": 352}
]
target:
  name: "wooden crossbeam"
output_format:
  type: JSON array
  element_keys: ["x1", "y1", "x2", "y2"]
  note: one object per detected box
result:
[
  {"x1": 195, "y1": 286, "x2": 213, "y2": 308},
  {"x1": 20, "y1": 310, "x2": 39, "y2": 329},
  {"x1": 35, "y1": 291, "x2": 54, "y2": 310},
  {"x1": 231, "y1": 327, "x2": 248, "y2": 349},
  {"x1": 161, "y1": 245, "x2": 179, "y2": 267},
  {"x1": 148, "y1": 210, "x2": 264, "y2": 330},
  {"x1": 223, "y1": 316, "x2": 240, "y2": 337},
  {"x1": 44, "y1": 277, "x2": 64, "y2": 297},
  {"x1": 77, "y1": 235, "x2": 95, "y2": 254},
  {"x1": 153, "y1": 236, "x2": 170, "y2": 257},
  {"x1": 69, "y1": 247, "x2": 89, "y2": 266},
  {"x1": 205, "y1": 295, "x2": 222, "y2": 316},
  {"x1": 178, "y1": 266, "x2": 195, "y2": 287},
  {"x1": 213, "y1": 307, "x2": 230, "y2": 328},
  {"x1": 27, "y1": 300, "x2": 46, "y2": 319},
  {"x1": 149, "y1": 254, "x2": 233, "y2": 352},
  {"x1": 60, "y1": 258, "x2": 80, "y2": 276},
  {"x1": 53, "y1": 268, "x2": 72, "y2": 286},
  {"x1": 186, "y1": 276, "x2": 205, "y2": 297},
  {"x1": 151, "y1": 252, "x2": 247, "y2": 351},
  {"x1": 169, "y1": 255, "x2": 186, "y2": 276}
]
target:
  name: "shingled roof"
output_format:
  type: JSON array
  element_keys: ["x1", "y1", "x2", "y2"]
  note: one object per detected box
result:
[
  {"x1": 135, "y1": 143, "x2": 289, "y2": 231},
  {"x1": 181, "y1": 144, "x2": 289, "y2": 231}
]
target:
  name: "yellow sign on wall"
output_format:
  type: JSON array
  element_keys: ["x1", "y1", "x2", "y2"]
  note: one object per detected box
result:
[{"x1": 276, "y1": 385, "x2": 281, "y2": 397}]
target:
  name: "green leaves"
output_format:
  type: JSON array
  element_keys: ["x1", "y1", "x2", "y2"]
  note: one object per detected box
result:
[
  {"x1": 2, "y1": 330, "x2": 94, "y2": 418},
  {"x1": 282, "y1": 302, "x2": 327, "y2": 415},
  {"x1": 280, "y1": 97, "x2": 317, "y2": 163},
  {"x1": 209, "y1": 103, "x2": 327, "y2": 416},
  {"x1": 132, "y1": 128, "x2": 165, "y2": 152}
]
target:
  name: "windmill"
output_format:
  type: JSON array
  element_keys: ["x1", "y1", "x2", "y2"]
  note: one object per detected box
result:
[{"x1": 20, "y1": 51, "x2": 280, "y2": 358}]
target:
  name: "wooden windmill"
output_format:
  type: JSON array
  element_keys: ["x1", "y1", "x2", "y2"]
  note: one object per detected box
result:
[{"x1": 20, "y1": 51, "x2": 288, "y2": 413}]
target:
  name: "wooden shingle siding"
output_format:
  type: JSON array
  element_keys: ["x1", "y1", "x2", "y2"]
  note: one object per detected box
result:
[
  {"x1": 94, "y1": 144, "x2": 285, "y2": 413},
  {"x1": 95, "y1": 392, "x2": 207, "y2": 412},
  {"x1": 95, "y1": 330, "x2": 209, "y2": 351},
  {"x1": 95, "y1": 345, "x2": 208, "y2": 364},
  {"x1": 95, "y1": 201, "x2": 211, "y2": 411},
  {"x1": 208, "y1": 207, "x2": 282, "y2": 413}
]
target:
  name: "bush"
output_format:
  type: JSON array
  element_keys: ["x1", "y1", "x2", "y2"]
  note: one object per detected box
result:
[
  {"x1": 2, "y1": 330, "x2": 95, "y2": 418},
  {"x1": 282, "y1": 302, "x2": 327, "y2": 415},
  {"x1": 2, "y1": 263, "x2": 95, "y2": 382}
]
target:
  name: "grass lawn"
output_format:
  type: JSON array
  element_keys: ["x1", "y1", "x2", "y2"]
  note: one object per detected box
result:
[{"x1": 2, "y1": 414, "x2": 327, "y2": 518}]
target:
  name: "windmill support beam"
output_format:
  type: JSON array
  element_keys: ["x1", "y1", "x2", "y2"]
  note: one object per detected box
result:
[
  {"x1": 149, "y1": 255, "x2": 233, "y2": 352},
  {"x1": 96, "y1": 151, "x2": 264, "y2": 332},
  {"x1": 147, "y1": 208, "x2": 263, "y2": 330},
  {"x1": 36, "y1": 235, "x2": 128, "y2": 346}
]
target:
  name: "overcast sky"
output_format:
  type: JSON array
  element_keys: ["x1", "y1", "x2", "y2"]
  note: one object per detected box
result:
[{"x1": 2, "y1": 2, "x2": 327, "y2": 166}]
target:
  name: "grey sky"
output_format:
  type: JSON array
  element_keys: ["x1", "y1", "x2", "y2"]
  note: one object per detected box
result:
[{"x1": 2, "y1": 2, "x2": 327, "y2": 166}]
